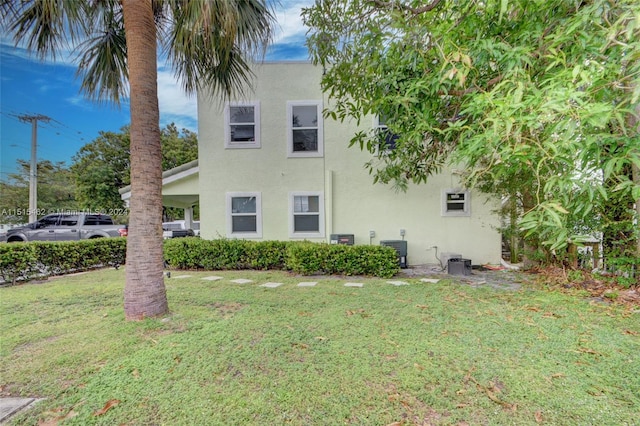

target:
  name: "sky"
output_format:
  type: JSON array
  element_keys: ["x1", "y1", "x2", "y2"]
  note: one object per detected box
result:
[{"x1": 0, "y1": 1, "x2": 314, "y2": 180}]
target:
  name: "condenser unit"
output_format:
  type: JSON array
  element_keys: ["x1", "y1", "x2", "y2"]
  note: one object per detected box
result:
[
  {"x1": 330, "y1": 234, "x2": 355, "y2": 245},
  {"x1": 448, "y1": 258, "x2": 472, "y2": 276},
  {"x1": 380, "y1": 240, "x2": 408, "y2": 268}
]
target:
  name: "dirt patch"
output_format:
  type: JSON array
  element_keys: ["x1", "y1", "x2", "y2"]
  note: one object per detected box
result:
[
  {"x1": 534, "y1": 266, "x2": 640, "y2": 308},
  {"x1": 208, "y1": 302, "x2": 246, "y2": 318},
  {"x1": 399, "y1": 265, "x2": 526, "y2": 291}
]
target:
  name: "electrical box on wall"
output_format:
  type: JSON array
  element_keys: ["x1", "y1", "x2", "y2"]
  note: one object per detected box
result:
[{"x1": 330, "y1": 234, "x2": 355, "y2": 245}]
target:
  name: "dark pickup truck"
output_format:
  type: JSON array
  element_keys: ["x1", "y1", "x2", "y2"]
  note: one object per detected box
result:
[{"x1": 4, "y1": 213, "x2": 127, "y2": 242}]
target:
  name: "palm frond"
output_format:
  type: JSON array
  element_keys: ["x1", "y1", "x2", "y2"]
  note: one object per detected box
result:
[
  {"x1": 164, "y1": 0, "x2": 275, "y2": 99},
  {"x1": 74, "y1": 2, "x2": 129, "y2": 104},
  {"x1": 1, "y1": 0, "x2": 89, "y2": 60}
]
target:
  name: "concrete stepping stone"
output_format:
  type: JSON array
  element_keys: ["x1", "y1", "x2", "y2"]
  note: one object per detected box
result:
[
  {"x1": 344, "y1": 282, "x2": 364, "y2": 288},
  {"x1": 202, "y1": 276, "x2": 224, "y2": 281},
  {"x1": 420, "y1": 278, "x2": 441, "y2": 283},
  {"x1": 172, "y1": 275, "x2": 192, "y2": 279},
  {"x1": 387, "y1": 280, "x2": 409, "y2": 286},
  {"x1": 0, "y1": 397, "x2": 45, "y2": 423},
  {"x1": 230, "y1": 278, "x2": 253, "y2": 284},
  {"x1": 260, "y1": 282, "x2": 283, "y2": 288},
  {"x1": 297, "y1": 281, "x2": 318, "y2": 287}
]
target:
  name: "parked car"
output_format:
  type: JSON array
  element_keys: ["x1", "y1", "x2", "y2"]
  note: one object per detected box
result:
[
  {"x1": 4, "y1": 213, "x2": 127, "y2": 242},
  {"x1": 162, "y1": 220, "x2": 199, "y2": 239}
]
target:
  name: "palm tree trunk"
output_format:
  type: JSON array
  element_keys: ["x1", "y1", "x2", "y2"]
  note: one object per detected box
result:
[{"x1": 121, "y1": 0, "x2": 168, "y2": 320}]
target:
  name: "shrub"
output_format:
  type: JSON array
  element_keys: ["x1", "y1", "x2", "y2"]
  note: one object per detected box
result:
[
  {"x1": 285, "y1": 242, "x2": 400, "y2": 278},
  {"x1": 2, "y1": 237, "x2": 400, "y2": 284},
  {"x1": 0, "y1": 243, "x2": 39, "y2": 284},
  {"x1": 0, "y1": 238, "x2": 126, "y2": 285},
  {"x1": 163, "y1": 238, "x2": 252, "y2": 270},
  {"x1": 245, "y1": 240, "x2": 290, "y2": 270},
  {"x1": 164, "y1": 238, "x2": 400, "y2": 278}
]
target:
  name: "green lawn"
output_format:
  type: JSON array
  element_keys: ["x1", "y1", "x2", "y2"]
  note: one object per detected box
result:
[{"x1": 1, "y1": 269, "x2": 638, "y2": 425}]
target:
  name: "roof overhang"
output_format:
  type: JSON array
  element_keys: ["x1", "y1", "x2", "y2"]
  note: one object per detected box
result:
[{"x1": 119, "y1": 159, "x2": 199, "y2": 208}]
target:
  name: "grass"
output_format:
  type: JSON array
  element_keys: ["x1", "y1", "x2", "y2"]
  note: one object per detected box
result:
[{"x1": 1, "y1": 269, "x2": 639, "y2": 425}]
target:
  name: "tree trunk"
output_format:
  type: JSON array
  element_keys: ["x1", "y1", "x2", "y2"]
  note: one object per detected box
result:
[
  {"x1": 632, "y1": 102, "x2": 640, "y2": 260},
  {"x1": 521, "y1": 189, "x2": 540, "y2": 270},
  {"x1": 121, "y1": 0, "x2": 168, "y2": 320}
]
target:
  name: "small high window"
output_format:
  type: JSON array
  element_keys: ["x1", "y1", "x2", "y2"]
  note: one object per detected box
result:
[
  {"x1": 224, "y1": 102, "x2": 261, "y2": 149},
  {"x1": 442, "y1": 189, "x2": 471, "y2": 217}
]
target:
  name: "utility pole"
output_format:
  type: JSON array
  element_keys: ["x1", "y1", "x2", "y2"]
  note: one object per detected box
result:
[{"x1": 16, "y1": 114, "x2": 51, "y2": 223}]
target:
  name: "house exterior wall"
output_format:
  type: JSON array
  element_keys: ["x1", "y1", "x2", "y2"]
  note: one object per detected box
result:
[{"x1": 198, "y1": 62, "x2": 502, "y2": 265}]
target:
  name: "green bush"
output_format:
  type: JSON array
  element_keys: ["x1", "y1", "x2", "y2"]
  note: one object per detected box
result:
[
  {"x1": 285, "y1": 242, "x2": 399, "y2": 278},
  {"x1": 0, "y1": 243, "x2": 39, "y2": 284},
  {"x1": 0, "y1": 238, "x2": 126, "y2": 285},
  {"x1": 245, "y1": 240, "x2": 290, "y2": 270},
  {"x1": 163, "y1": 238, "x2": 251, "y2": 270},
  {"x1": 164, "y1": 238, "x2": 400, "y2": 278},
  {"x1": 2, "y1": 237, "x2": 400, "y2": 284}
]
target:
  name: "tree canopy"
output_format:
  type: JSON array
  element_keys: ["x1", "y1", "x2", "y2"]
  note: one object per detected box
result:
[
  {"x1": 304, "y1": 0, "x2": 640, "y2": 269},
  {"x1": 71, "y1": 123, "x2": 198, "y2": 215}
]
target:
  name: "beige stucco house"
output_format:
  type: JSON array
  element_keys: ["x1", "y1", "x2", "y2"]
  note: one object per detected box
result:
[{"x1": 193, "y1": 62, "x2": 502, "y2": 266}]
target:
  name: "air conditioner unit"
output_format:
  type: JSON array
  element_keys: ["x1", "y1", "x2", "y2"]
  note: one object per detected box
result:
[
  {"x1": 448, "y1": 258, "x2": 472, "y2": 276},
  {"x1": 380, "y1": 240, "x2": 408, "y2": 268},
  {"x1": 330, "y1": 234, "x2": 354, "y2": 245}
]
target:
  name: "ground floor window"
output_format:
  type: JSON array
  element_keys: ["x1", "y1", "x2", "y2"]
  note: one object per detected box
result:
[
  {"x1": 289, "y1": 191, "x2": 324, "y2": 238},
  {"x1": 226, "y1": 192, "x2": 262, "y2": 237}
]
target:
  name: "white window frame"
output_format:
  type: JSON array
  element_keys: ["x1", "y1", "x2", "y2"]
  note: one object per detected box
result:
[
  {"x1": 441, "y1": 189, "x2": 471, "y2": 217},
  {"x1": 289, "y1": 191, "x2": 325, "y2": 238},
  {"x1": 287, "y1": 101, "x2": 324, "y2": 158},
  {"x1": 226, "y1": 192, "x2": 262, "y2": 238},
  {"x1": 374, "y1": 114, "x2": 399, "y2": 153},
  {"x1": 224, "y1": 101, "x2": 261, "y2": 149}
]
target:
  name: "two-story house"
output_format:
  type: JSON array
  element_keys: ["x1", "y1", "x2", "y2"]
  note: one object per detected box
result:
[{"x1": 194, "y1": 61, "x2": 501, "y2": 267}]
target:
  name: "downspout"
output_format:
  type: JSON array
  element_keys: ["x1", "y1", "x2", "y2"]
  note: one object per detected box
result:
[
  {"x1": 325, "y1": 169, "x2": 333, "y2": 241},
  {"x1": 323, "y1": 87, "x2": 332, "y2": 241}
]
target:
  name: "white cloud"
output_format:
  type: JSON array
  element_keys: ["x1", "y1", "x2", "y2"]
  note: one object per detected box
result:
[
  {"x1": 273, "y1": 1, "x2": 315, "y2": 44},
  {"x1": 156, "y1": 68, "x2": 198, "y2": 131}
]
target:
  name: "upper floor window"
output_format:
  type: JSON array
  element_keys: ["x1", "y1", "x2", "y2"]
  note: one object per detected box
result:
[
  {"x1": 287, "y1": 101, "x2": 323, "y2": 158},
  {"x1": 375, "y1": 114, "x2": 399, "y2": 151},
  {"x1": 226, "y1": 192, "x2": 262, "y2": 238},
  {"x1": 224, "y1": 102, "x2": 261, "y2": 149},
  {"x1": 289, "y1": 191, "x2": 324, "y2": 238},
  {"x1": 442, "y1": 189, "x2": 471, "y2": 217}
]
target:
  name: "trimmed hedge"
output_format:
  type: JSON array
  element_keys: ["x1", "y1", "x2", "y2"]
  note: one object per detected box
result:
[
  {"x1": 0, "y1": 243, "x2": 38, "y2": 285},
  {"x1": 0, "y1": 238, "x2": 126, "y2": 285},
  {"x1": 1, "y1": 237, "x2": 400, "y2": 284},
  {"x1": 164, "y1": 238, "x2": 400, "y2": 278}
]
